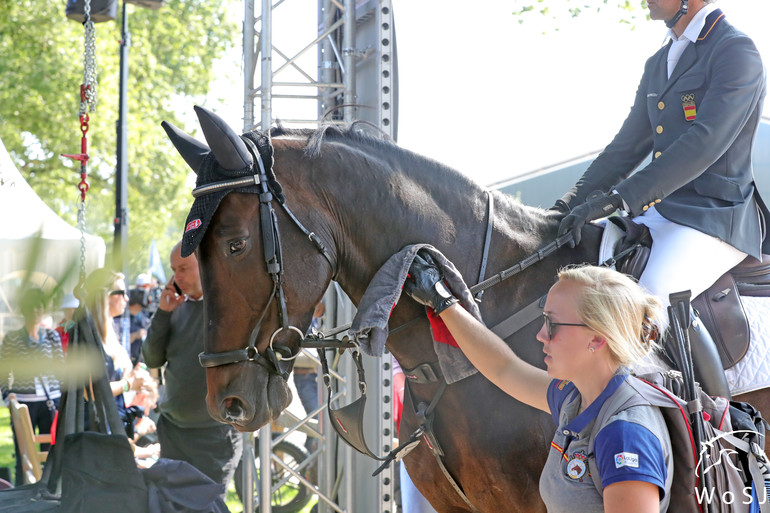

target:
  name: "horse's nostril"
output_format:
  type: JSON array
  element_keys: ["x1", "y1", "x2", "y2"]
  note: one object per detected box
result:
[{"x1": 224, "y1": 397, "x2": 245, "y2": 421}]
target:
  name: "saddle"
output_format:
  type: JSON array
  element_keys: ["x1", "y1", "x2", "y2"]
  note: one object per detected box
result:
[{"x1": 602, "y1": 216, "x2": 770, "y2": 370}]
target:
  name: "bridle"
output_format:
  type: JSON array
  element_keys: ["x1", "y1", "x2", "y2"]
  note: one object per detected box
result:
[{"x1": 196, "y1": 133, "x2": 335, "y2": 380}]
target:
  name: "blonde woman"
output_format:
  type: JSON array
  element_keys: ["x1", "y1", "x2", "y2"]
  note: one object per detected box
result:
[
  {"x1": 83, "y1": 268, "x2": 153, "y2": 436},
  {"x1": 405, "y1": 258, "x2": 672, "y2": 513}
]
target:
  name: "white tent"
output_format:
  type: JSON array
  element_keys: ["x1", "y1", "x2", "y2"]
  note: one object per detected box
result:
[{"x1": 0, "y1": 136, "x2": 106, "y2": 324}]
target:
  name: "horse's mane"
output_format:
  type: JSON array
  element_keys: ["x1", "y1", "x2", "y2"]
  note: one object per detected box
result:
[
  {"x1": 267, "y1": 122, "x2": 484, "y2": 193},
  {"x1": 269, "y1": 122, "x2": 394, "y2": 159}
]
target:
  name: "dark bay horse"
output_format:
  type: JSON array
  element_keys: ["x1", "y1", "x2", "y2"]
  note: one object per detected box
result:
[{"x1": 163, "y1": 106, "x2": 770, "y2": 513}]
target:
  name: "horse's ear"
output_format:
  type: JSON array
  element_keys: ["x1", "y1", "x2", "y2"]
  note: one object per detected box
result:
[
  {"x1": 194, "y1": 105, "x2": 254, "y2": 171},
  {"x1": 161, "y1": 120, "x2": 210, "y2": 175}
]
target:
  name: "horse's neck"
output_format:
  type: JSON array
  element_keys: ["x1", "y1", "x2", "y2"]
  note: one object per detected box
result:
[
  {"x1": 300, "y1": 143, "x2": 552, "y2": 304},
  {"x1": 328, "y1": 171, "x2": 556, "y2": 307}
]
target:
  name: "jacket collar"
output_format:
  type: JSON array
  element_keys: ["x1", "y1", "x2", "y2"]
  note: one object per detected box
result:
[{"x1": 697, "y1": 8, "x2": 724, "y2": 42}]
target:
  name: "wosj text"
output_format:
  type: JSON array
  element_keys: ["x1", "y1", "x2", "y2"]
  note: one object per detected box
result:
[{"x1": 696, "y1": 486, "x2": 768, "y2": 505}]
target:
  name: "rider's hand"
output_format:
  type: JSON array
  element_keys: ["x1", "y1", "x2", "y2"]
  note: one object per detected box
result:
[
  {"x1": 403, "y1": 251, "x2": 458, "y2": 315},
  {"x1": 558, "y1": 192, "x2": 622, "y2": 247}
]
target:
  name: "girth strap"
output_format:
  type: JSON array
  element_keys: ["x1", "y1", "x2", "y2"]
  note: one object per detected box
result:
[{"x1": 402, "y1": 362, "x2": 481, "y2": 513}]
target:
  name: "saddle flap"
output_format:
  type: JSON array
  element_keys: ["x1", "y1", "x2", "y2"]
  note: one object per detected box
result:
[
  {"x1": 732, "y1": 254, "x2": 770, "y2": 296},
  {"x1": 692, "y1": 273, "x2": 749, "y2": 370}
]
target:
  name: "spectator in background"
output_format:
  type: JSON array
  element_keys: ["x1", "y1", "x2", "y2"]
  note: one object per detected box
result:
[
  {"x1": 127, "y1": 288, "x2": 151, "y2": 367},
  {"x1": 136, "y1": 273, "x2": 161, "y2": 316},
  {"x1": 293, "y1": 302, "x2": 324, "y2": 454},
  {"x1": 0, "y1": 288, "x2": 65, "y2": 485},
  {"x1": 55, "y1": 292, "x2": 79, "y2": 352},
  {"x1": 135, "y1": 273, "x2": 152, "y2": 291},
  {"x1": 142, "y1": 241, "x2": 242, "y2": 497},
  {"x1": 83, "y1": 269, "x2": 155, "y2": 440}
]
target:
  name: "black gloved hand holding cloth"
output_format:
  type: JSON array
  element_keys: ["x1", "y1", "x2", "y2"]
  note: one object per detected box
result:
[{"x1": 404, "y1": 251, "x2": 458, "y2": 315}]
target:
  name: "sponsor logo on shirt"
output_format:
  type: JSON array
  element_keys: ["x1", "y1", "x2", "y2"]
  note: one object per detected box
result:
[{"x1": 615, "y1": 452, "x2": 639, "y2": 469}]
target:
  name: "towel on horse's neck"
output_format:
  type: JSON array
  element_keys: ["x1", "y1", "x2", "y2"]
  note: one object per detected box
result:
[{"x1": 350, "y1": 244, "x2": 480, "y2": 384}]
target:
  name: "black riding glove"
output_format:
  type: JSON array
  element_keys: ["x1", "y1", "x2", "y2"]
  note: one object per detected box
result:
[
  {"x1": 403, "y1": 252, "x2": 459, "y2": 315},
  {"x1": 557, "y1": 192, "x2": 623, "y2": 247}
]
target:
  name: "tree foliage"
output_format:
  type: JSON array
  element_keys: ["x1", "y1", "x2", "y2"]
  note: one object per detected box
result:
[
  {"x1": 0, "y1": 0, "x2": 237, "y2": 281},
  {"x1": 512, "y1": 0, "x2": 649, "y2": 27}
]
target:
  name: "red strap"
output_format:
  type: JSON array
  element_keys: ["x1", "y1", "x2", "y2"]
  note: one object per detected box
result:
[{"x1": 50, "y1": 410, "x2": 58, "y2": 445}]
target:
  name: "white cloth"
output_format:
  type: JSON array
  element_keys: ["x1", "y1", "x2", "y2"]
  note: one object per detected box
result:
[
  {"x1": 635, "y1": 207, "x2": 747, "y2": 315},
  {"x1": 665, "y1": 3, "x2": 719, "y2": 77},
  {"x1": 724, "y1": 296, "x2": 770, "y2": 395}
]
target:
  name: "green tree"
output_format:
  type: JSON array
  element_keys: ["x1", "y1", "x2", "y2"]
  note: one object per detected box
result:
[
  {"x1": 0, "y1": 0, "x2": 238, "y2": 281},
  {"x1": 512, "y1": 1, "x2": 648, "y2": 27}
]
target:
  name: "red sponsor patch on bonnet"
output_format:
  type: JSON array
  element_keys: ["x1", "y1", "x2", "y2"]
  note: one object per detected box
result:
[{"x1": 185, "y1": 219, "x2": 202, "y2": 232}]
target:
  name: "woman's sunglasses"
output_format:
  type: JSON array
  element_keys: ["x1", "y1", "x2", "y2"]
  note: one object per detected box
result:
[{"x1": 542, "y1": 313, "x2": 587, "y2": 340}]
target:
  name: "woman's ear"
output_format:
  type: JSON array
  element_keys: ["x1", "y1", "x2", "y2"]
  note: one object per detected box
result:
[{"x1": 588, "y1": 336, "x2": 608, "y2": 352}]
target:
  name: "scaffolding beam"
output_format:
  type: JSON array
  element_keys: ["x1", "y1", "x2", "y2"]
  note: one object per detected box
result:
[{"x1": 239, "y1": 1, "x2": 398, "y2": 512}]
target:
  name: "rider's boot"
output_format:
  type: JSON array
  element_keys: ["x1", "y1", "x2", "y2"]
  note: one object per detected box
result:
[{"x1": 689, "y1": 312, "x2": 732, "y2": 400}]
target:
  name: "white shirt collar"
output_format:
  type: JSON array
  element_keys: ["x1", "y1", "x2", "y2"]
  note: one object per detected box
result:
[{"x1": 664, "y1": 3, "x2": 719, "y2": 43}]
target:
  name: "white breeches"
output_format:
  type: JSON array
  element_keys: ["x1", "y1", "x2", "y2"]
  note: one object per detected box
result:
[{"x1": 634, "y1": 207, "x2": 747, "y2": 313}]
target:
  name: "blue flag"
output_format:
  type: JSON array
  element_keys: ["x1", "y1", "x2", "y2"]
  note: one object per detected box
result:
[{"x1": 148, "y1": 239, "x2": 167, "y2": 283}]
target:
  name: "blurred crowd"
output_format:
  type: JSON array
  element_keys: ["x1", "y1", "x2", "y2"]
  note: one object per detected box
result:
[{"x1": 0, "y1": 270, "x2": 165, "y2": 485}]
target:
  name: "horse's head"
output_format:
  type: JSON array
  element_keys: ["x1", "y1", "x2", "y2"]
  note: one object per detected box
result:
[{"x1": 163, "y1": 106, "x2": 335, "y2": 431}]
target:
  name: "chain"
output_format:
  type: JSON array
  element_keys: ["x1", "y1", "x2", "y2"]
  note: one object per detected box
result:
[
  {"x1": 77, "y1": 196, "x2": 88, "y2": 282},
  {"x1": 82, "y1": 0, "x2": 97, "y2": 114},
  {"x1": 61, "y1": 0, "x2": 97, "y2": 282}
]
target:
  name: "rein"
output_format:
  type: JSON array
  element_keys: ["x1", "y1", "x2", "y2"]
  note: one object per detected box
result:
[{"x1": 306, "y1": 231, "x2": 576, "y2": 344}]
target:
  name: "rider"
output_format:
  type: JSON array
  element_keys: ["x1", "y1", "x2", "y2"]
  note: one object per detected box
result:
[{"x1": 552, "y1": 0, "x2": 769, "y2": 398}]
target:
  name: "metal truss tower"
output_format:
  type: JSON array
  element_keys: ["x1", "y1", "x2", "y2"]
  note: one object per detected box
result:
[
  {"x1": 243, "y1": 0, "x2": 396, "y2": 139},
  {"x1": 240, "y1": 1, "x2": 397, "y2": 512}
]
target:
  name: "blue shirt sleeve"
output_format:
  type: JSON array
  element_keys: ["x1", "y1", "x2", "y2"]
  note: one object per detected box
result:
[
  {"x1": 546, "y1": 379, "x2": 577, "y2": 426},
  {"x1": 594, "y1": 419, "x2": 667, "y2": 497}
]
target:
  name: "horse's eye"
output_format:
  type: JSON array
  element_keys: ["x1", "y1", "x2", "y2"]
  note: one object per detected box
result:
[{"x1": 229, "y1": 239, "x2": 246, "y2": 254}]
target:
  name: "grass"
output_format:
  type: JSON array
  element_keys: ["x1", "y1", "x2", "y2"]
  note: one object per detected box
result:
[
  {"x1": 224, "y1": 475, "x2": 318, "y2": 513},
  {"x1": 0, "y1": 407, "x2": 14, "y2": 480}
]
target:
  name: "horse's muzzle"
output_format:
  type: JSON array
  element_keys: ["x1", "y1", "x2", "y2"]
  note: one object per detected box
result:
[{"x1": 206, "y1": 365, "x2": 291, "y2": 431}]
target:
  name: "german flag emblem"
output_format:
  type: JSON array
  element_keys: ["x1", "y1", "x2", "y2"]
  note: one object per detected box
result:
[{"x1": 682, "y1": 93, "x2": 697, "y2": 121}]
